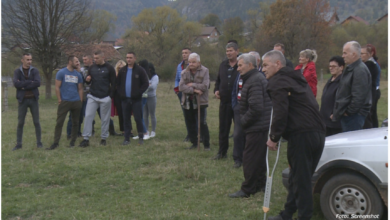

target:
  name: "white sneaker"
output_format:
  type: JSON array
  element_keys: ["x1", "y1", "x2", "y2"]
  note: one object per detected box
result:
[
  {"x1": 143, "y1": 134, "x2": 150, "y2": 140},
  {"x1": 133, "y1": 136, "x2": 139, "y2": 140},
  {"x1": 150, "y1": 131, "x2": 156, "y2": 138}
]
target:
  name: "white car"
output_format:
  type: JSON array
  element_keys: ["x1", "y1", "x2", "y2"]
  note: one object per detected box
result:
[{"x1": 282, "y1": 127, "x2": 388, "y2": 219}]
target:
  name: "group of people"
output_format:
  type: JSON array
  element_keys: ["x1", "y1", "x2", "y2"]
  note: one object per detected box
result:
[
  {"x1": 173, "y1": 40, "x2": 379, "y2": 220},
  {"x1": 13, "y1": 50, "x2": 159, "y2": 151},
  {"x1": 13, "y1": 38, "x2": 381, "y2": 219}
]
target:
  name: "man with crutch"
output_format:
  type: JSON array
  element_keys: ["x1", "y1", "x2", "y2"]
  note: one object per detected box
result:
[
  {"x1": 179, "y1": 53, "x2": 210, "y2": 151},
  {"x1": 262, "y1": 50, "x2": 325, "y2": 220},
  {"x1": 228, "y1": 53, "x2": 272, "y2": 198}
]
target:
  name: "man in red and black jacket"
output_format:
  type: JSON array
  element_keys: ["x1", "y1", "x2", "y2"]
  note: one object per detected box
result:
[{"x1": 263, "y1": 50, "x2": 325, "y2": 220}]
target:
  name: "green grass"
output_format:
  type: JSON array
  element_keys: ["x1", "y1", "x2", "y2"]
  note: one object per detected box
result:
[{"x1": 2, "y1": 81, "x2": 388, "y2": 220}]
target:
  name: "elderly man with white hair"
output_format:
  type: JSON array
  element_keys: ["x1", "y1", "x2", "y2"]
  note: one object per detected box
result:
[
  {"x1": 262, "y1": 50, "x2": 325, "y2": 220},
  {"x1": 228, "y1": 53, "x2": 272, "y2": 198},
  {"x1": 331, "y1": 41, "x2": 371, "y2": 132},
  {"x1": 179, "y1": 53, "x2": 210, "y2": 150}
]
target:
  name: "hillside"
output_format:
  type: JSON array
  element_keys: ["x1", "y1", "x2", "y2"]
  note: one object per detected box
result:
[{"x1": 93, "y1": 0, "x2": 387, "y2": 38}]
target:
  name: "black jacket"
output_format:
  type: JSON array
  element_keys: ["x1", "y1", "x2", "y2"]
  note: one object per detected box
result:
[
  {"x1": 364, "y1": 59, "x2": 379, "y2": 98},
  {"x1": 239, "y1": 69, "x2": 272, "y2": 133},
  {"x1": 214, "y1": 59, "x2": 239, "y2": 104},
  {"x1": 332, "y1": 59, "x2": 371, "y2": 121},
  {"x1": 320, "y1": 75, "x2": 342, "y2": 129},
  {"x1": 267, "y1": 67, "x2": 325, "y2": 142},
  {"x1": 87, "y1": 63, "x2": 116, "y2": 98},
  {"x1": 116, "y1": 63, "x2": 149, "y2": 100},
  {"x1": 13, "y1": 66, "x2": 41, "y2": 103}
]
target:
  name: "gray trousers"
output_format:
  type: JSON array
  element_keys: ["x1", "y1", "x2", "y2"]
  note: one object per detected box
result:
[
  {"x1": 17, "y1": 98, "x2": 41, "y2": 144},
  {"x1": 82, "y1": 94, "x2": 111, "y2": 140},
  {"x1": 143, "y1": 96, "x2": 157, "y2": 132}
]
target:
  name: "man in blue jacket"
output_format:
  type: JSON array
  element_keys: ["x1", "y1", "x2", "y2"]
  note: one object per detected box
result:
[{"x1": 12, "y1": 53, "x2": 43, "y2": 151}]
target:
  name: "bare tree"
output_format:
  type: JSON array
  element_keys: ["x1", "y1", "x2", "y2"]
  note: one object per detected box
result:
[{"x1": 2, "y1": 0, "x2": 91, "y2": 99}]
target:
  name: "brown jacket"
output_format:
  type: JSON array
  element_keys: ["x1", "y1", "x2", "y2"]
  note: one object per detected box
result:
[{"x1": 179, "y1": 65, "x2": 209, "y2": 107}]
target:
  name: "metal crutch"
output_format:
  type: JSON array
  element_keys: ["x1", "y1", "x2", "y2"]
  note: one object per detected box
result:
[
  {"x1": 263, "y1": 109, "x2": 282, "y2": 220},
  {"x1": 197, "y1": 94, "x2": 201, "y2": 152}
]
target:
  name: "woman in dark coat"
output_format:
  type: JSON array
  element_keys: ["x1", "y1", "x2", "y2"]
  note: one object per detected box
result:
[{"x1": 320, "y1": 56, "x2": 344, "y2": 136}]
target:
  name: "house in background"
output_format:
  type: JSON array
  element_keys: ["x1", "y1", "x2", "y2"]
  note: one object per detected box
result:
[
  {"x1": 377, "y1": 13, "x2": 388, "y2": 23},
  {"x1": 340, "y1": 15, "x2": 369, "y2": 26},
  {"x1": 200, "y1": 26, "x2": 220, "y2": 42}
]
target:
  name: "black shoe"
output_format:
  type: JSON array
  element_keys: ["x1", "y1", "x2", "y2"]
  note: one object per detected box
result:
[
  {"x1": 67, "y1": 135, "x2": 71, "y2": 140},
  {"x1": 68, "y1": 141, "x2": 75, "y2": 148},
  {"x1": 12, "y1": 144, "x2": 22, "y2": 151},
  {"x1": 228, "y1": 190, "x2": 249, "y2": 198},
  {"x1": 183, "y1": 135, "x2": 189, "y2": 142},
  {"x1": 138, "y1": 139, "x2": 144, "y2": 145},
  {"x1": 233, "y1": 161, "x2": 242, "y2": 168},
  {"x1": 204, "y1": 146, "x2": 210, "y2": 151},
  {"x1": 37, "y1": 142, "x2": 43, "y2": 148},
  {"x1": 186, "y1": 144, "x2": 197, "y2": 150},
  {"x1": 122, "y1": 140, "x2": 130, "y2": 145},
  {"x1": 212, "y1": 153, "x2": 227, "y2": 160},
  {"x1": 79, "y1": 139, "x2": 89, "y2": 147},
  {"x1": 100, "y1": 139, "x2": 106, "y2": 146},
  {"x1": 46, "y1": 143, "x2": 58, "y2": 150}
]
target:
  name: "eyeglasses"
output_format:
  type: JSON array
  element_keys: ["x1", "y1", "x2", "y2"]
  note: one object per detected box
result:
[{"x1": 329, "y1": 65, "x2": 339, "y2": 69}]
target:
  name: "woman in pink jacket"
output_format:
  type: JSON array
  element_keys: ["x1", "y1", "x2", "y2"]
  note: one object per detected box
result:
[{"x1": 295, "y1": 49, "x2": 318, "y2": 97}]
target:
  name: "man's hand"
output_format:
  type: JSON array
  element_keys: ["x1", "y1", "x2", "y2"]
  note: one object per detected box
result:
[
  {"x1": 86, "y1": 75, "x2": 91, "y2": 82},
  {"x1": 215, "y1": 91, "x2": 220, "y2": 99},
  {"x1": 343, "y1": 113, "x2": 348, "y2": 116},
  {"x1": 186, "y1": 82, "x2": 193, "y2": 87},
  {"x1": 330, "y1": 114, "x2": 333, "y2": 120},
  {"x1": 194, "y1": 89, "x2": 203, "y2": 95},
  {"x1": 58, "y1": 99, "x2": 62, "y2": 105},
  {"x1": 267, "y1": 139, "x2": 278, "y2": 151}
]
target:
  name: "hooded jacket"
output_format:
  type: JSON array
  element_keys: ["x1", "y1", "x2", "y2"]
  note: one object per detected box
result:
[
  {"x1": 267, "y1": 67, "x2": 325, "y2": 142},
  {"x1": 332, "y1": 59, "x2": 371, "y2": 121},
  {"x1": 239, "y1": 69, "x2": 272, "y2": 133},
  {"x1": 13, "y1": 65, "x2": 41, "y2": 103},
  {"x1": 87, "y1": 62, "x2": 116, "y2": 98}
]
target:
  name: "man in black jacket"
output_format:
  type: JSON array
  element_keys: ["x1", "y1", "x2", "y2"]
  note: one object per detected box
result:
[
  {"x1": 79, "y1": 50, "x2": 116, "y2": 147},
  {"x1": 116, "y1": 52, "x2": 149, "y2": 145},
  {"x1": 12, "y1": 53, "x2": 43, "y2": 151},
  {"x1": 331, "y1": 41, "x2": 371, "y2": 132},
  {"x1": 213, "y1": 42, "x2": 241, "y2": 166},
  {"x1": 228, "y1": 53, "x2": 272, "y2": 198},
  {"x1": 263, "y1": 50, "x2": 325, "y2": 220},
  {"x1": 274, "y1": 43, "x2": 294, "y2": 68}
]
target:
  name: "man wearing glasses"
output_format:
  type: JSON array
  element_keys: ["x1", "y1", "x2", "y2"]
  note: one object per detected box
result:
[{"x1": 213, "y1": 41, "x2": 242, "y2": 168}]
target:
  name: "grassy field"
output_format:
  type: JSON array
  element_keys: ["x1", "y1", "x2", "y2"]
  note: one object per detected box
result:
[{"x1": 2, "y1": 77, "x2": 388, "y2": 220}]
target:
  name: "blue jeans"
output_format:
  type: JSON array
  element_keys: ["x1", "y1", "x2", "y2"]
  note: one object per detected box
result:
[
  {"x1": 141, "y1": 98, "x2": 147, "y2": 133},
  {"x1": 17, "y1": 98, "x2": 41, "y2": 144},
  {"x1": 340, "y1": 114, "x2": 366, "y2": 132}
]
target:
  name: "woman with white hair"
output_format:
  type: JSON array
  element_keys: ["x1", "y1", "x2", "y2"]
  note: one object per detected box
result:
[
  {"x1": 179, "y1": 53, "x2": 210, "y2": 151},
  {"x1": 295, "y1": 49, "x2": 318, "y2": 97}
]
